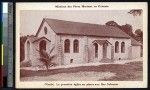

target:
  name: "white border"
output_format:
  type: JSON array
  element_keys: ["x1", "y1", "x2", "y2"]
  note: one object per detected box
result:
[{"x1": 16, "y1": 2, "x2": 148, "y2": 88}]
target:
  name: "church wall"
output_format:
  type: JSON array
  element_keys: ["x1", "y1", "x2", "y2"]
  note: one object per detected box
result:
[
  {"x1": 37, "y1": 21, "x2": 56, "y2": 46},
  {"x1": 23, "y1": 39, "x2": 42, "y2": 66},
  {"x1": 60, "y1": 35, "x2": 85, "y2": 65},
  {"x1": 59, "y1": 35, "x2": 131, "y2": 65},
  {"x1": 131, "y1": 46, "x2": 141, "y2": 59},
  {"x1": 30, "y1": 41, "x2": 43, "y2": 66},
  {"x1": 109, "y1": 38, "x2": 131, "y2": 60},
  {"x1": 36, "y1": 22, "x2": 59, "y2": 65}
]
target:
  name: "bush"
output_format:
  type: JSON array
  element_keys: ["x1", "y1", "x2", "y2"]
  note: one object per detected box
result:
[{"x1": 20, "y1": 60, "x2": 32, "y2": 67}]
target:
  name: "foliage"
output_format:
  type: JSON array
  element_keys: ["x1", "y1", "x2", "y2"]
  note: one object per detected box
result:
[
  {"x1": 120, "y1": 24, "x2": 135, "y2": 37},
  {"x1": 20, "y1": 60, "x2": 32, "y2": 67},
  {"x1": 105, "y1": 9, "x2": 143, "y2": 43},
  {"x1": 105, "y1": 21, "x2": 119, "y2": 27},
  {"x1": 105, "y1": 20, "x2": 143, "y2": 43},
  {"x1": 134, "y1": 29, "x2": 143, "y2": 43},
  {"x1": 135, "y1": 29, "x2": 143, "y2": 37},
  {"x1": 37, "y1": 46, "x2": 56, "y2": 70},
  {"x1": 128, "y1": 9, "x2": 142, "y2": 16}
]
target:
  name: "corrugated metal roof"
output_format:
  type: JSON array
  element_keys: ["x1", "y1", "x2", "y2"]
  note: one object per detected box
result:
[
  {"x1": 35, "y1": 18, "x2": 142, "y2": 46},
  {"x1": 44, "y1": 18, "x2": 130, "y2": 38},
  {"x1": 32, "y1": 37, "x2": 51, "y2": 43}
]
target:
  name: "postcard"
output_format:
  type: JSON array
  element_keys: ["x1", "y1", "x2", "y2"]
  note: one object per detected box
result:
[{"x1": 16, "y1": 2, "x2": 148, "y2": 88}]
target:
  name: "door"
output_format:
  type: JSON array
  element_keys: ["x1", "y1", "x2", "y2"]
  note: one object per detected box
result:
[
  {"x1": 39, "y1": 40, "x2": 46, "y2": 52},
  {"x1": 103, "y1": 43, "x2": 107, "y2": 58}
]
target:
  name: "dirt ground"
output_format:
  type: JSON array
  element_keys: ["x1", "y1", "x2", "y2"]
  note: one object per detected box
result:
[{"x1": 20, "y1": 61, "x2": 143, "y2": 81}]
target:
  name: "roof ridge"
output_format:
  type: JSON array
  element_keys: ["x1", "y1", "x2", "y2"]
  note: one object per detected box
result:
[
  {"x1": 37, "y1": 18, "x2": 131, "y2": 39},
  {"x1": 44, "y1": 18, "x2": 131, "y2": 32},
  {"x1": 44, "y1": 18, "x2": 107, "y2": 26}
]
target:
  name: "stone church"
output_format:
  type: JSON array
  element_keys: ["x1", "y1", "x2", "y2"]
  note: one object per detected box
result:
[{"x1": 22, "y1": 18, "x2": 142, "y2": 67}]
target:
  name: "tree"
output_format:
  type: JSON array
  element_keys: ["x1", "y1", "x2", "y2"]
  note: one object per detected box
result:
[
  {"x1": 105, "y1": 21, "x2": 120, "y2": 27},
  {"x1": 135, "y1": 29, "x2": 143, "y2": 37},
  {"x1": 37, "y1": 46, "x2": 56, "y2": 70},
  {"x1": 128, "y1": 9, "x2": 142, "y2": 16},
  {"x1": 127, "y1": 9, "x2": 143, "y2": 43},
  {"x1": 120, "y1": 24, "x2": 134, "y2": 37},
  {"x1": 105, "y1": 20, "x2": 138, "y2": 42},
  {"x1": 134, "y1": 29, "x2": 143, "y2": 43}
]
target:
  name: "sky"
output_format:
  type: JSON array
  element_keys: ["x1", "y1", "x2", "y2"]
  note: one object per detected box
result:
[
  {"x1": 3, "y1": 3, "x2": 8, "y2": 13},
  {"x1": 20, "y1": 10, "x2": 143, "y2": 36}
]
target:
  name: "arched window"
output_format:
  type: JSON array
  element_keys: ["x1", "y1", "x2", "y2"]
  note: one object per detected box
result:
[
  {"x1": 115, "y1": 41, "x2": 119, "y2": 53},
  {"x1": 44, "y1": 27, "x2": 47, "y2": 35},
  {"x1": 27, "y1": 41, "x2": 30, "y2": 60},
  {"x1": 121, "y1": 42, "x2": 125, "y2": 53},
  {"x1": 73, "y1": 39, "x2": 79, "y2": 53},
  {"x1": 94, "y1": 43, "x2": 98, "y2": 58},
  {"x1": 64, "y1": 39, "x2": 70, "y2": 53}
]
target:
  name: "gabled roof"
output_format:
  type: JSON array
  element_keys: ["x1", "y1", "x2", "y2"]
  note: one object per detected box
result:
[
  {"x1": 93, "y1": 40, "x2": 112, "y2": 45},
  {"x1": 26, "y1": 36, "x2": 51, "y2": 43},
  {"x1": 131, "y1": 38, "x2": 142, "y2": 46},
  {"x1": 36, "y1": 18, "x2": 130, "y2": 38},
  {"x1": 32, "y1": 37, "x2": 51, "y2": 43}
]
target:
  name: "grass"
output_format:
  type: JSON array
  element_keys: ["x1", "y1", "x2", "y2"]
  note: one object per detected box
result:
[{"x1": 20, "y1": 61, "x2": 143, "y2": 81}]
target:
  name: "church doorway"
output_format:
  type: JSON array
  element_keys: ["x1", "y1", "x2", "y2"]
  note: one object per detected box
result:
[{"x1": 39, "y1": 40, "x2": 46, "y2": 52}]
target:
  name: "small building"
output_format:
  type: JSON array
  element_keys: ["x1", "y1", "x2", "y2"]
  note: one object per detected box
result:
[
  {"x1": 22, "y1": 18, "x2": 142, "y2": 67},
  {"x1": 128, "y1": 38, "x2": 142, "y2": 59}
]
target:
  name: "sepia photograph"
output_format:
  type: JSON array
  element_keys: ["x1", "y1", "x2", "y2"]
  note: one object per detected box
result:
[{"x1": 16, "y1": 2, "x2": 147, "y2": 88}]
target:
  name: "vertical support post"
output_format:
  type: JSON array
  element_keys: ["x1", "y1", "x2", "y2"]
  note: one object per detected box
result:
[
  {"x1": 83, "y1": 36, "x2": 89, "y2": 63},
  {"x1": 111, "y1": 46, "x2": 114, "y2": 60}
]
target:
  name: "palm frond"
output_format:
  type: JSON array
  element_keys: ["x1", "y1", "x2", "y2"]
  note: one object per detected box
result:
[
  {"x1": 49, "y1": 55, "x2": 56, "y2": 60},
  {"x1": 36, "y1": 49, "x2": 45, "y2": 57},
  {"x1": 49, "y1": 46, "x2": 55, "y2": 55},
  {"x1": 36, "y1": 47, "x2": 56, "y2": 70}
]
